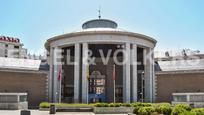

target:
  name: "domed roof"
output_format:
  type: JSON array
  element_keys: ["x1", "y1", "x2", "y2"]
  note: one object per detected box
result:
[{"x1": 82, "y1": 19, "x2": 118, "y2": 29}]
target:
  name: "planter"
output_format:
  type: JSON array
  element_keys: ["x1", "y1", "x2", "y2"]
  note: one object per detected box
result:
[
  {"x1": 94, "y1": 107, "x2": 134, "y2": 114},
  {"x1": 40, "y1": 107, "x2": 93, "y2": 112},
  {"x1": 56, "y1": 106, "x2": 93, "y2": 112},
  {"x1": 39, "y1": 108, "x2": 49, "y2": 111}
]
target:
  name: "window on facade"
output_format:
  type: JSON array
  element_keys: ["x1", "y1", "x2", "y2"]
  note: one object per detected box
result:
[
  {"x1": 14, "y1": 46, "x2": 19, "y2": 49},
  {"x1": 173, "y1": 95, "x2": 187, "y2": 102},
  {"x1": 5, "y1": 49, "x2": 8, "y2": 55},
  {"x1": 190, "y1": 95, "x2": 204, "y2": 102},
  {"x1": 20, "y1": 95, "x2": 27, "y2": 102}
]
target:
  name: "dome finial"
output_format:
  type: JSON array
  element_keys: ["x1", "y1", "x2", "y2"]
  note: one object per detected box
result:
[{"x1": 98, "y1": 6, "x2": 101, "y2": 19}]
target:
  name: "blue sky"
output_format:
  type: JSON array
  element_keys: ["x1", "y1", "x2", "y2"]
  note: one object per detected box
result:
[{"x1": 0, "y1": 0, "x2": 204, "y2": 54}]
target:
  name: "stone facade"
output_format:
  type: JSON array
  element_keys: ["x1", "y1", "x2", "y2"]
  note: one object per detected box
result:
[
  {"x1": 156, "y1": 71, "x2": 204, "y2": 103},
  {"x1": 45, "y1": 19, "x2": 157, "y2": 103},
  {"x1": 0, "y1": 69, "x2": 48, "y2": 108}
]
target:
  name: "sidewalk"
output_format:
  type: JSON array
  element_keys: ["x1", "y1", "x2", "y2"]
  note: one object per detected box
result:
[{"x1": 0, "y1": 110, "x2": 128, "y2": 115}]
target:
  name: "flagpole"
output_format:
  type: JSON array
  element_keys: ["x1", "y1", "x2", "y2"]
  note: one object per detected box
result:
[
  {"x1": 87, "y1": 65, "x2": 89, "y2": 104},
  {"x1": 59, "y1": 77, "x2": 61, "y2": 103},
  {"x1": 113, "y1": 79, "x2": 115, "y2": 103},
  {"x1": 113, "y1": 64, "x2": 116, "y2": 103},
  {"x1": 59, "y1": 67, "x2": 62, "y2": 103},
  {"x1": 87, "y1": 80, "x2": 89, "y2": 104},
  {"x1": 57, "y1": 66, "x2": 62, "y2": 103}
]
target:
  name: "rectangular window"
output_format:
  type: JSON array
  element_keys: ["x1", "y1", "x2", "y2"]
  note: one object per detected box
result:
[
  {"x1": 173, "y1": 95, "x2": 187, "y2": 102},
  {"x1": 14, "y1": 46, "x2": 19, "y2": 49},
  {"x1": 20, "y1": 95, "x2": 27, "y2": 102}
]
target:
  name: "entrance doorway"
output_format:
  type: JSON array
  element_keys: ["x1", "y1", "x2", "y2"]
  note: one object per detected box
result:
[{"x1": 88, "y1": 71, "x2": 106, "y2": 103}]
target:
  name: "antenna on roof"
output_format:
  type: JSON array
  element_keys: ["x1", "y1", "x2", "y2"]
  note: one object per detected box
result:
[{"x1": 98, "y1": 6, "x2": 101, "y2": 19}]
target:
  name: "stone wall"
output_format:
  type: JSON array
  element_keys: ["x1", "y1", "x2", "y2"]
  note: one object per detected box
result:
[
  {"x1": 0, "y1": 69, "x2": 48, "y2": 108},
  {"x1": 156, "y1": 71, "x2": 204, "y2": 103}
]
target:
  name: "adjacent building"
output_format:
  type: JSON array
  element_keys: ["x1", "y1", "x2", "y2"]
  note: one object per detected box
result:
[
  {"x1": 0, "y1": 36, "x2": 27, "y2": 58},
  {"x1": 0, "y1": 57, "x2": 49, "y2": 108},
  {"x1": 0, "y1": 36, "x2": 49, "y2": 108},
  {"x1": 155, "y1": 50, "x2": 204, "y2": 103}
]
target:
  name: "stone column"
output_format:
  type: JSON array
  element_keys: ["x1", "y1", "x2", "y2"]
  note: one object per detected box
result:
[
  {"x1": 152, "y1": 48, "x2": 156, "y2": 102},
  {"x1": 48, "y1": 47, "x2": 54, "y2": 102},
  {"x1": 123, "y1": 43, "x2": 131, "y2": 103},
  {"x1": 144, "y1": 47, "x2": 153, "y2": 102},
  {"x1": 74, "y1": 43, "x2": 80, "y2": 103},
  {"x1": 132, "y1": 44, "x2": 138, "y2": 102},
  {"x1": 53, "y1": 47, "x2": 64, "y2": 103},
  {"x1": 53, "y1": 47, "x2": 59, "y2": 103},
  {"x1": 82, "y1": 43, "x2": 89, "y2": 103}
]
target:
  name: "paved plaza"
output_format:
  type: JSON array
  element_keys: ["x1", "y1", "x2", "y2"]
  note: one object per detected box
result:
[{"x1": 0, "y1": 110, "x2": 127, "y2": 115}]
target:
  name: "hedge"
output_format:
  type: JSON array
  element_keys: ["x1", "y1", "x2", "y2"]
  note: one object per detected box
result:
[
  {"x1": 40, "y1": 102, "x2": 204, "y2": 115},
  {"x1": 39, "y1": 102, "x2": 93, "y2": 108}
]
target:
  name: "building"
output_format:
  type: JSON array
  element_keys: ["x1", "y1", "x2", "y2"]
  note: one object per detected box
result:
[
  {"x1": 0, "y1": 36, "x2": 27, "y2": 58},
  {"x1": 0, "y1": 36, "x2": 49, "y2": 108},
  {"x1": 45, "y1": 18, "x2": 157, "y2": 103},
  {"x1": 0, "y1": 57, "x2": 49, "y2": 108},
  {"x1": 155, "y1": 50, "x2": 204, "y2": 103}
]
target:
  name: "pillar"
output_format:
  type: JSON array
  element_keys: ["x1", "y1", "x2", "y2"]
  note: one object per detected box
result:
[
  {"x1": 48, "y1": 47, "x2": 54, "y2": 102},
  {"x1": 123, "y1": 43, "x2": 131, "y2": 103},
  {"x1": 82, "y1": 43, "x2": 89, "y2": 103},
  {"x1": 53, "y1": 47, "x2": 59, "y2": 103},
  {"x1": 74, "y1": 43, "x2": 80, "y2": 103},
  {"x1": 132, "y1": 44, "x2": 138, "y2": 102},
  {"x1": 152, "y1": 48, "x2": 156, "y2": 102},
  {"x1": 144, "y1": 47, "x2": 153, "y2": 102}
]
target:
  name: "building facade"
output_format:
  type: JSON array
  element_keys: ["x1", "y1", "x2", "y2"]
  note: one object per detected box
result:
[
  {"x1": 155, "y1": 50, "x2": 204, "y2": 103},
  {"x1": 45, "y1": 19, "x2": 157, "y2": 103},
  {"x1": 0, "y1": 36, "x2": 27, "y2": 58},
  {"x1": 0, "y1": 57, "x2": 49, "y2": 108}
]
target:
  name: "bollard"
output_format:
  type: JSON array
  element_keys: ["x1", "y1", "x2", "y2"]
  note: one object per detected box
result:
[
  {"x1": 20, "y1": 110, "x2": 30, "y2": 115},
  {"x1": 49, "y1": 105, "x2": 56, "y2": 114}
]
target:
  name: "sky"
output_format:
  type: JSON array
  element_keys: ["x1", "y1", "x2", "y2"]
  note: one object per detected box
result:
[{"x1": 0, "y1": 0, "x2": 204, "y2": 54}]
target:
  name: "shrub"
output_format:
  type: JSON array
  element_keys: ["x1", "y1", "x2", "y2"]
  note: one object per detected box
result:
[
  {"x1": 174, "y1": 104, "x2": 192, "y2": 111},
  {"x1": 154, "y1": 103, "x2": 172, "y2": 115},
  {"x1": 133, "y1": 102, "x2": 154, "y2": 114},
  {"x1": 122, "y1": 103, "x2": 132, "y2": 107},
  {"x1": 94, "y1": 103, "x2": 104, "y2": 107},
  {"x1": 102, "y1": 103, "x2": 109, "y2": 107},
  {"x1": 108, "y1": 103, "x2": 115, "y2": 107},
  {"x1": 108, "y1": 103, "x2": 121, "y2": 107},
  {"x1": 132, "y1": 102, "x2": 152, "y2": 107},
  {"x1": 39, "y1": 102, "x2": 51, "y2": 108},
  {"x1": 94, "y1": 103, "x2": 109, "y2": 107},
  {"x1": 138, "y1": 107, "x2": 156, "y2": 115},
  {"x1": 171, "y1": 106, "x2": 189, "y2": 115},
  {"x1": 39, "y1": 102, "x2": 93, "y2": 108},
  {"x1": 190, "y1": 108, "x2": 204, "y2": 115},
  {"x1": 133, "y1": 106, "x2": 143, "y2": 114}
]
